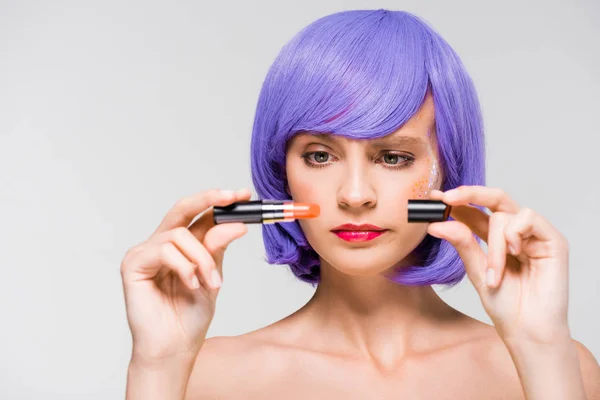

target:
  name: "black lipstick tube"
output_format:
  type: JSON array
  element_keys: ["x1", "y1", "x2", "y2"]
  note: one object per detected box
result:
[
  {"x1": 407, "y1": 200, "x2": 451, "y2": 222},
  {"x1": 213, "y1": 200, "x2": 319, "y2": 225},
  {"x1": 213, "y1": 201, "x2": 283, "y2": 224}
]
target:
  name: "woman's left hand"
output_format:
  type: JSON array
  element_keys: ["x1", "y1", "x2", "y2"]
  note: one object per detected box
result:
[{"x1": 428, "y1": 185, "x2": 571, "y2": 345}]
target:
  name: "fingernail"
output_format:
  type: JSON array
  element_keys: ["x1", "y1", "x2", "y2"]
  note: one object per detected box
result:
[
  {"x1": 486, "y1": 268, "x2": 495, "y2": 287},
  {"x1": 211, "y1": 269, "x2": 222, "y2": 288},
  {"x1": 190, "y1": 276, "x2": 200, "y2": 289},
  {"x1": 508, "y1": 245, "x2": 516, "y2": 255},
  {"x1": 221, "y1": 190, "x2": 234, "y2": 197}
]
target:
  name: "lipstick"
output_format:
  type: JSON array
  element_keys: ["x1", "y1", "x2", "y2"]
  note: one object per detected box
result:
[
  {"x1": 213, "y1": 200, "x2": 320, "y2": 224},
  {"x1": 331, "y1": 223, "x2": 387, "y2": 242},
  {"x1": 407, "y1": 200, "x2": 451, "y2": 222},
  {"x1": 333, "y1": 231, "x2": 386, "y2": 242}
]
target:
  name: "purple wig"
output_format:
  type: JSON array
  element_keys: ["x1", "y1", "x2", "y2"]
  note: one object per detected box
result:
[{"x1": 250, "y1": 9, "x2": 485, "y2": 286}]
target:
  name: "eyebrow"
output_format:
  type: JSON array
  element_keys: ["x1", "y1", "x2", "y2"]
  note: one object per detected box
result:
[
  {"x1": 370, "y1": 135, "x2": 427, "y2": 150},
  {"x1": 308, "y1": 133, "x2": 427, "y2": 149}
]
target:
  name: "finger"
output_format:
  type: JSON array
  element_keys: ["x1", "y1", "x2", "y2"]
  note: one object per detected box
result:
[
  {"x1": 153, "y1": 188, "x2": 250, "y2": 235},
  {"x1": 164, "y1": 227, "x2": 219, "y2": 289},
  {"x1": 430, "y1": 189, "x2": 491, "y2": 243},
  {"x1": 449, "y1": 204, "x2": 490, "y2": 244},
  {"x1": 427, "y1": 220, "x2": 488, "y2": 291},
  {"x1": 504, "y1": 208, "x2": 562, "y2": 257},
  {"x1": 428, "y1": 189, "x2": 444, "y2": 200},
  {"x1": 202, "y1": 223, "x2": 248, "y2": 273},
  {"x1": 486, "y1": 212, "x2": 510, "y2": 288},
  {"x1": 443, "y1": 186, "x2": 520, "y2": 214},
  {"x1": 188, "y1": 188, "x2": 252, "y2": 241},
  {"x1": 127, "y1": 242, "x2": 202, "y2": 291}
]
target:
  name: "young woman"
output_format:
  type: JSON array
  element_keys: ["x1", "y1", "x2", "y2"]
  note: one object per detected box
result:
[{"x1": 121, "y1": 10, "x2": 600, "y2": 399}]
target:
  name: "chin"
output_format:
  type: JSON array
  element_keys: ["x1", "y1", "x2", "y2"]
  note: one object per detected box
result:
[{"x1": 318, "y1": 248, "x2": 406, "y2": 277}]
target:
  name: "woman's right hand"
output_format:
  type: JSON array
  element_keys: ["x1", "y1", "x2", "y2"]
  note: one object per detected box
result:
[{"x1": 120, "y1": 188, "x2": 251, "y2": 364}]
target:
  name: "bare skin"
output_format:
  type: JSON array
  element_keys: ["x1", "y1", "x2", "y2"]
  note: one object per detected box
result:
[
  {"x1": 188, "y1": 292, "x2": 527, "y2": 399},
  {"x1": 122, "y1": 92, "x2": 600, "y2": 399}
]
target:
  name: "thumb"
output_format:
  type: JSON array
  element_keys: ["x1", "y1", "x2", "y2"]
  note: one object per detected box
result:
[{"x1": 202, "y1": 223, "x2": 248, "y2": 271}]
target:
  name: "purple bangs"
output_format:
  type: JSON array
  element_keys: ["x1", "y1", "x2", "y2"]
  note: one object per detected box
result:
[{"x1": 250, "y1": 9, "x2": 485, "y2": 286}]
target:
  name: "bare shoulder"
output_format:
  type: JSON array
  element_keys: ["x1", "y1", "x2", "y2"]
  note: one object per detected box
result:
[
  {"x1": 472, "y1": 331, "x2": 600, "y2": 399},
  {"x1": 442, "y1": 320, "x2": 525, "y2": 397},
  {"x1": 573, "y1": 339, "x2": 600, "y2": 399},
  {"x1": 448, "y1": 319, "x2": 600, "y2": 399},
  {"x1": 184, "y1": 332, "x2": 285, "y2": 399}
]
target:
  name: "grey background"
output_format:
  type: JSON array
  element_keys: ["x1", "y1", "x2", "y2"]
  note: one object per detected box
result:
[{"x1": 1, "y1": 0, "x2": 598, "y2": 398}]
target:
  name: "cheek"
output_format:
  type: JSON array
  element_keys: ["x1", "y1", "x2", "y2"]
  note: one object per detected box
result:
[
  {"x1": 410, "y1": 174, "x2": 429, "y2": 198},
  {"x1": 410, "y1": 155, "x2": 439, "y2": 198},
  {"x1": 288, "y1": 170, "x2": 316, "y2": 200},
  {"x1": 286, "y1": 159, "x2": 326, "y2": 202}
]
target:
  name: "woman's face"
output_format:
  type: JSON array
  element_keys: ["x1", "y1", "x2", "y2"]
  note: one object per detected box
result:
[{"x1": 285, "y1": 93, "x2": 442, "y2": 276}]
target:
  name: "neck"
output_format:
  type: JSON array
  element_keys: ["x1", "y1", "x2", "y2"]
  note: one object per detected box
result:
[{"x1": 299, "y1": 259, "x2": 464, "y2": 367}]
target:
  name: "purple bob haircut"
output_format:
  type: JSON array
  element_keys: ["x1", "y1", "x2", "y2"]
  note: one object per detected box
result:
[{"x1": 250, "y1": 9, "x2": 485, "y2": 287}]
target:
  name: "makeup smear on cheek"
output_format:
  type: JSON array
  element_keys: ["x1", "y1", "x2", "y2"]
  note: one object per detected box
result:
[{"x1": 410, "y1": 130, "x2": 440, "y2": 199}]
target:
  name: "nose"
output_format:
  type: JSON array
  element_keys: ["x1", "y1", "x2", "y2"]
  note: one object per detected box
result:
[{"x1": 337, "y1": 162, "x2": 377, "y2": 210}]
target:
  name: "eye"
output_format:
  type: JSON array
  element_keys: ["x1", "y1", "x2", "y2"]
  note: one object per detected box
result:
[
  {"x1": 383, "y1": 153, "x2": 401, "y2": 165},
  {"x1": 312, "y1": 151, "x2": 330, "y2": 163},
  {"x1": 377, "y1": 152, "x2": 415, "y2": 170},
  {"x1": 301, "y1": 151, "x2": 332, "y2": 168}
]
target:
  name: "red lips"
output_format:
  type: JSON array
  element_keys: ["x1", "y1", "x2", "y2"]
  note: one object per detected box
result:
[{"x1": 331, "y1": 224, "x2": 387, "y2": 242}]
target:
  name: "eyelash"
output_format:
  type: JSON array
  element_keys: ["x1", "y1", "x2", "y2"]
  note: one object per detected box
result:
[{"x1": 300, "y1": 151, "x2": 415, "y2": 170}]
